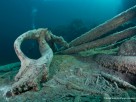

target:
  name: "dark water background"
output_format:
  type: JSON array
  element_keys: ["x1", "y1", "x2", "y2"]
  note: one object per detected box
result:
[{"x1": 0, "y1": 0, "x2": 136, "y2": 65}]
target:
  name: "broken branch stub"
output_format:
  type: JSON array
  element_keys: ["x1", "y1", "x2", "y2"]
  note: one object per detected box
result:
[{"x1": 11, "y1": 28, "x2": 54, "y2": 95}]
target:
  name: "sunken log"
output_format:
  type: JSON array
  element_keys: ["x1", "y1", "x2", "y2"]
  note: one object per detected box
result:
[
  {"x1": 69, "y1": 5, "x2": 136, "y2": 47},
  {"x1": 61, "y1": 26, "x2": 136, "y2": 54}
]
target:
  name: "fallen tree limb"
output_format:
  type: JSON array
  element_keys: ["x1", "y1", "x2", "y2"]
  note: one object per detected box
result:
[
  {"x1": 118, "y1": 39, "x2": 136, "y2": 56},
  {"x1": 61, "y1": 26, "x2": 136, "y2": 54},
  {"x1": 101, "y1": 72, "x2": 136, "y2": 90},
  {"x1": 94, "y1": 40, "x2": 136, "y2": 75},
  {"x1": 0, "y1": 62, "x2": 20, "y2": 72},
  {"x1": 94, "y1": 54, "x2": 136, "y2": 75},
  {"x1": 69, "y1": 5, "x2": 136, "y2": 47},
  {"x1": 50, "y1": 33, "x2": 69, "y2": 48}
]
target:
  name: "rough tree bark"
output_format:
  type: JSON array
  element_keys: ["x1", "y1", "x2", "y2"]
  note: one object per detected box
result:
[
  {"x1": 11, "y1": 28, "x2": 53, "y2": 95},
  {"x1": 94, "y1": 40, "x2": 136, "y2": 75},
  {"x1": 61, "y1": 26, "x2": 136, "y2": 54},
  {"x1": 7, "y1": 28, "x2": 68, "y2": 96},
  {"x1": 69, "y1": 5, "x2": 136, "y2": 47},
  {"x1": 118, "y1": 39, "x2": 136, "y2": 56}
]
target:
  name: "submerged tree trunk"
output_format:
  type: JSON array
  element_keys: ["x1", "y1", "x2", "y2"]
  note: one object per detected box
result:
[
  {"x1": 61, "y1": 26, "x2": 136, "y2": 54},
  {"x1": 69, "y1": 5, "x2": 136, "y2": 47}
]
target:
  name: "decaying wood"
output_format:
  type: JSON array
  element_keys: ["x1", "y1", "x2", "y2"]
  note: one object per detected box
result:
[
  {"x1": 11, "y1": 28, "x2": 54, "y2": 95},
  {"x1": 2, "y1": 5, "x2": 136, "y2": 100},
  {"x1": 118, "y1": 39, "x2": 136, "y2": 56},
  {"x1": 101, "y1": 72, "x2": 136, "y2": 90},
  {"x1": 94, "y1": 53, "x2": 136, "y2": 75},
  {"x1": 0, "y1": 62, "x2": 20, "y2": 72},
  {"x1": 61, "y1": 26, "x2": 136, "y2": 54},
  {"x1": 69, "y1": 5, "x2": 136, "y2": 47},
  {"x1": 7, "y1": 28, "x2": 68, "y2": 96}
]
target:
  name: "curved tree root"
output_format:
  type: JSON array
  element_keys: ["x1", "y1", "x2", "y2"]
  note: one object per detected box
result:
[
  {"x1": 12, "y1": 28, "x2": 53, "y2": 95},
  {"x1": 5, "y1": 28, "x2": 68, "y2": 97}
]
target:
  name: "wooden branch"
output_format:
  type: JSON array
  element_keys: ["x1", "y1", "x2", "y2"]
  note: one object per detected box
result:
[
  {"x1": 61, "y1": 26, "x2": 136, "y2": 54},
  {"x1": 69, "y1": 5, "x2": 136, "y2": 47},
  {"x1": 94, "y1": 54, "x2": 136, "y2": 75},
  {"x1": 0, "y1": 62, "x2": 20, "y2": 72},
  {"x1": 10, "y1": 28, "x2": 54, "y2": 95},
  {"x1": 101, "y1": 72, "x2": 136, "y2": 90},
  {"x1": 50, "y1": 33, "x2": 69, "y2": 48}
]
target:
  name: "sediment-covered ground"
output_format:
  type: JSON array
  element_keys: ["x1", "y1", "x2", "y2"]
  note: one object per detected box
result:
[{"x1": 0, "y1": 54, "x2": 136, "y2": 102}]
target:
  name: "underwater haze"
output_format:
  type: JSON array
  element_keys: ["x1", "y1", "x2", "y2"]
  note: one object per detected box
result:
[{"x1": 0, "y1": 0, "x2": 136, "y2": 64}]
